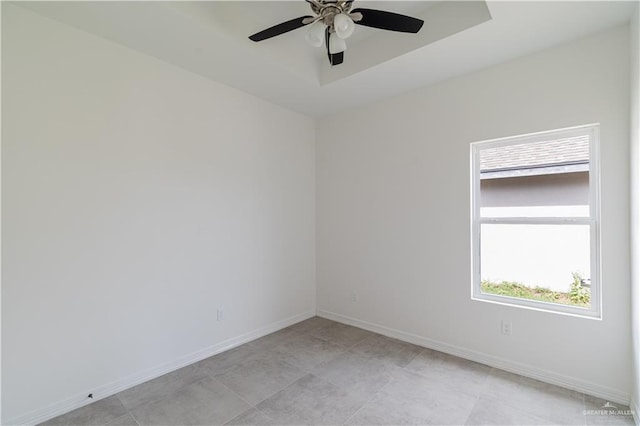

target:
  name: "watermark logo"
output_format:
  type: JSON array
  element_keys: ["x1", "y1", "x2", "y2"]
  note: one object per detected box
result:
[{"x1": 583, "y1": 401, "x2": 634, "y2": 417}]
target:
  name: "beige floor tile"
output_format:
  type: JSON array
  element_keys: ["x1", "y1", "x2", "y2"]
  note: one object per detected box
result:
[
  {"x1": 195, "y1": 344, "x2": 261, "y2": 377},
  {"x1": 104, "y1": 413, "x2": 139, "y2": 426},
  {"x1": 285, "y1": 317, "x2": 335, "y2": 334},
  {"x1": 482, "y1": 369, "x2": 586, "y2": 425},
  {"x1": 311, "y1": 350, "x2": 398, "y2": 403},
  {"x1": 584, "y1": 395, "x2": 635, "y2": 425},
  {"x1": 347, "y1": 369, "x2": 479, "y2": 425},
  {"x1": 42, "y1": 319, "x2": 601, "y2": 426},
  {"x1": 214, "y1": 357, "x2": 306, "y2": 405},
  {"x1": 256, "y1": 374, "x2": 364, "y2": 425},
  {"x1": 466, "y1": 395, "x2": 561, "y2": 425},
  {"x1": 129, "y1": 377, "x2": 249, "y2": 426},
  {"x1": 406, "y1": 348, "x2": 490, "y2": 393},
  {"x1": 308, "y1": 322, "x2": 375, "y2": 348},
  {"x1": 117, "y1": 364, "x2": 208, "y2": 411},
  {"x1": 224, "y1": 408, "x2": 277, "y2": 426},
  {"x1": 352, "y1": 334, "x2": 422, "y2": 367},
  {"x1": 271, "y1": 333, "x2": 345, "y2": 371},
  {"x1": 40, "y1": 396, "x2": 127, "y2": 426}
]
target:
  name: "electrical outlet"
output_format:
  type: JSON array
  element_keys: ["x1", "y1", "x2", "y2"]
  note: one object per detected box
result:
[
  {"x1": 501, "y1": 320, "x2": 512, "y2": 335},
  {"x1": 350, "y1": 291, "x2": 357, "y2": 302},
  {"x1": 217, "y1": 308, "x2": 224, "y2": 321}
]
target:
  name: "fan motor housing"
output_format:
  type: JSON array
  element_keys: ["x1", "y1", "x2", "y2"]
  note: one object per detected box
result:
[{"x1": 309, "y1": 0, "x2": 354, "y2": 17}]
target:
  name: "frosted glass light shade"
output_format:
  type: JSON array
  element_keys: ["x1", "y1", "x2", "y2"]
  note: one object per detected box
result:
[
  {"x1": 305, "y1": 20, "x2": 326, "y2": 47},
  {"x1": 334, "y1": 13, "x2": 355, "y2": 39},
  {"x1": 329, "y1": 34, "x2": 347, "y2": 54}
]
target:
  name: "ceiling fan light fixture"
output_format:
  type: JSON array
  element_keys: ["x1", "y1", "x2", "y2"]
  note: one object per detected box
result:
[
  {"x1": 333, "y1": 13, "x2": 355, "y2": 39},
  {"x1": 305, "y1": 20, "x2": 326, "y2": 47},
  {"x1": 248, "y1": 1, "x2": 425, "y2": 67},
  {"x1": 328, "y1": 34, "x2": 347, "y2": 54}
]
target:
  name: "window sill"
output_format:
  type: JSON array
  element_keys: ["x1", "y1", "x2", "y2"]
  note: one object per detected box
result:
[{"x1": 471, "y1": 292, "x2": 602, "y2": 320}]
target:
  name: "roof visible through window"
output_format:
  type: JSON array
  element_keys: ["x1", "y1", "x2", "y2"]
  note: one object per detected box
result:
[{"x1": 479, "y1": 135, "x2": 589, "y2": 179}]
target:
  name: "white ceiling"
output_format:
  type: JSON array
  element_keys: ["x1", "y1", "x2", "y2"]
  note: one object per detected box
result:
[
  {"x1": 16, "y1": 1, "x2": 637, "y2": 118},
  {"x1": 168, "y1": 1, "x2": 492, "y2": 85}
]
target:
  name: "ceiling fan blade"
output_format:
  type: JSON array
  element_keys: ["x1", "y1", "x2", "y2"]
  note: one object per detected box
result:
[
  {"x1": 350, "y1": 8, "x2": 424, "y2": 33},
  {"x1": 249, "y1": 16, "x2": 314, "y2": 42},
  {"x1": 325, "y1": 29, "x2": 344, "y2": 66}
]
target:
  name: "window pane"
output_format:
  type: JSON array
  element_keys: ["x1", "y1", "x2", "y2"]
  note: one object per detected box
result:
[
  {"x1": 480, "y1": 223, "x2": 591, "y2": 308},
  {"x1": 479, "y1": 136, "x2": 590, "y2": 218}
]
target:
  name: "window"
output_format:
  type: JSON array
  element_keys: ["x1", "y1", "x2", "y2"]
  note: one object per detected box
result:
[{"x1": 471, "y1": 124, "x2": 601, "y2": 318}]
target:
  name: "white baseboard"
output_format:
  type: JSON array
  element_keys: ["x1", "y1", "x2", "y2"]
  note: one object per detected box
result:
[
  {"x1": 8, "y1": 310, "x2": 315, "y2": 426},
  {"x1": 317, "y1": 309, "x2": 631, "y2": 406}
]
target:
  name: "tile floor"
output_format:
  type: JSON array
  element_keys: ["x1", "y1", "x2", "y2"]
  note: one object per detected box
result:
[{"x1": 42, "y1": 317, "x2": 636, "y2": 426}]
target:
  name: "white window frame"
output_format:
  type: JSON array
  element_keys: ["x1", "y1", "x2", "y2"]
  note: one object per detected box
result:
[{"x1": 470, "y1": 124, "x2": 601, "y2": 319}]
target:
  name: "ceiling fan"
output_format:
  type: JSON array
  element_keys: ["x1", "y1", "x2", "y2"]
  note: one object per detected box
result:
[{"x1": 248, "y1": 0, "x2": 424, "y2": 66}]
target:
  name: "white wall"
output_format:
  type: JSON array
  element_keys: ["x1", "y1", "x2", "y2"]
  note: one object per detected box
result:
[
  {"x1": 629, "y1": 3, "x2": 640, "y2": 421},
  {"x1": 2, "y1": 4, "x2": 315, "y2": 424},
  {"x1": 317, "y1": 26, "x2": 631, "y2": 401}
]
